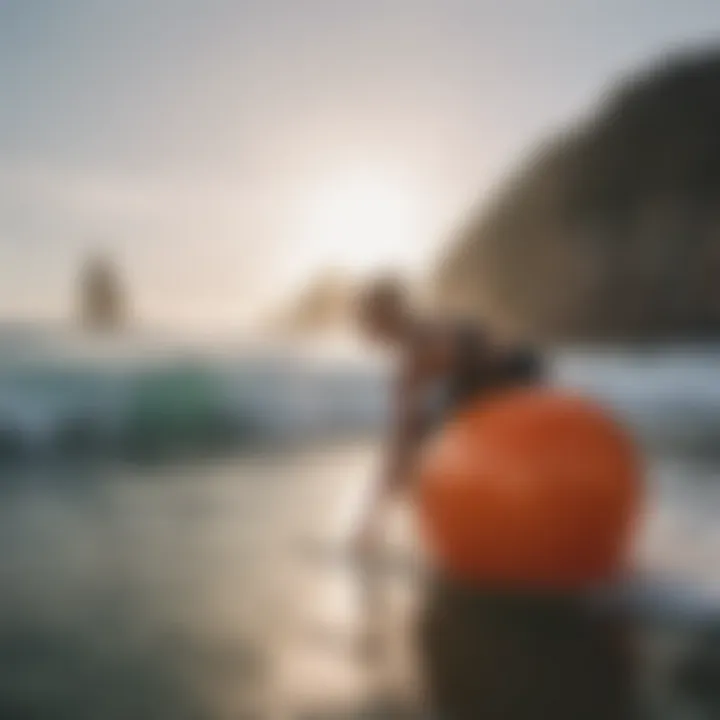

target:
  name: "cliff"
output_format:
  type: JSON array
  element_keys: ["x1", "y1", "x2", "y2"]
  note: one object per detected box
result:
[{"x1": 435, "y1": 46, "x2": 720, "y2": 341}]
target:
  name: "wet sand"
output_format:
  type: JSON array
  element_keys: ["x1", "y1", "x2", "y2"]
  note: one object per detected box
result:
[
  {"x1": 1, "y1": 443, "x2": 720, "y2": 718},
  {"x1": 0, "y1": 444, "x2": 420, "y2": 719}
]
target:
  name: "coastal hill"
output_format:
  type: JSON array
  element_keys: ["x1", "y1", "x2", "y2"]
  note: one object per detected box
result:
[
  {"x1": 435, "y1": 47, "x2": 720, "y2": 342},
  {"x1": 266, "y1": 270, "x2": 357, "y2": 336}
]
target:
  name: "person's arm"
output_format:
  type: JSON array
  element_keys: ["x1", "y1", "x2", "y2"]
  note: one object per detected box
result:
[
  {"x1": 384, "y1": 356, "x2": 427, "y2": 491},
  {"x1": 353, "y1": 356, "x2": 425, "y2": 553},
  {"x1": 354, "y1": 330, "x2": 454, "y2": 553}
]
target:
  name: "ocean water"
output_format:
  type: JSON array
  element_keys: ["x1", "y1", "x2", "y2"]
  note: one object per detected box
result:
[
  {"x1": 0, "y1": 324, "x2": 388, "y2": 461},
  {"x1": 2, "y1": 325, "x2": 720, "y2": 718},
  {"x1": 0, "y1": 445, "x2": 385, "y2": 719},
  {"x1": 1, "y1": 324, "x2": 719, "y2": 463}
]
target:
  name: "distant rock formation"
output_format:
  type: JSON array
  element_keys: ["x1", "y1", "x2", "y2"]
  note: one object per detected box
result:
[
  {"x1": 435, "y1": 46, "x2": 720, "y2": 341},
  {"x1": 268, "y1": 269, "x2": 357, "y2": 335},
  {"x1": 78, "y1": 252, "x2": 125, "y2": 332}
]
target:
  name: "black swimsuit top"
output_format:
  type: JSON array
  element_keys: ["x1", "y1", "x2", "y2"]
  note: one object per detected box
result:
[{"x1": 418, "y1": 321, "x2": 543, "y2": 433}]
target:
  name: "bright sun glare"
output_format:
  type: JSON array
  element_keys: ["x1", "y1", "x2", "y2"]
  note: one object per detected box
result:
[{"x1": 298, "y1": 170, "x2": 424, "y2": 277}]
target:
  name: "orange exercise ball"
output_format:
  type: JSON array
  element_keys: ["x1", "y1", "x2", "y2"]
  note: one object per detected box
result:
[{"x1": 417, "y1": 389, "x2": 642, "y2": 591}]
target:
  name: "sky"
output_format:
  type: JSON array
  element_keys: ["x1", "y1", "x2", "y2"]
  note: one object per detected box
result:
[{"x1": 0, "y1": 0, "x2": 719, "y2": 328}]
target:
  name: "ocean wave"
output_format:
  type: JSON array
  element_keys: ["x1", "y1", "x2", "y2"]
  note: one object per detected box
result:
[
  {"x1": 552, "y1": 347, "x2": 720, "y2": 456},
  {"x1": 0, "y1": 354, "x2": 389, "y2": 462},
  {"x1": 0, "y1": 326, "x2": 718, "y2": 464}
]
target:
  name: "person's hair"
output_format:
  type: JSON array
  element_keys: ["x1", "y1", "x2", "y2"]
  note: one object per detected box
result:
[{"x1": 356, "y1": 274, "x2": 408, "y2": 319}]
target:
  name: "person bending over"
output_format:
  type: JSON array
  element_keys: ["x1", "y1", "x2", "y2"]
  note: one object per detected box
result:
[{"x1": 353, "y1": 275, "x2": 542, "y2": 554}]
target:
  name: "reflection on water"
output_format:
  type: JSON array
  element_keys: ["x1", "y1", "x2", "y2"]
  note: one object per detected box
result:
[
  {"x1": 2, "y1": 442, "x2": 720, "y2": 718},
  {"x1": 0, "y1": 445, "x2": 415, "y2": 719}
]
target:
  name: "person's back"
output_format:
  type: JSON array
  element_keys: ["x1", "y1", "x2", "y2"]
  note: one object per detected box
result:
[{"x1": 416, "y1": 317, "x2": 543, "y2": 431}]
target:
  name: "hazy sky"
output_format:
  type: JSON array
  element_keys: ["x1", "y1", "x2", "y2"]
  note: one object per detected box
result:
[{"x1": 1, "y1": 0, "x2": 719, "y2": 327}]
